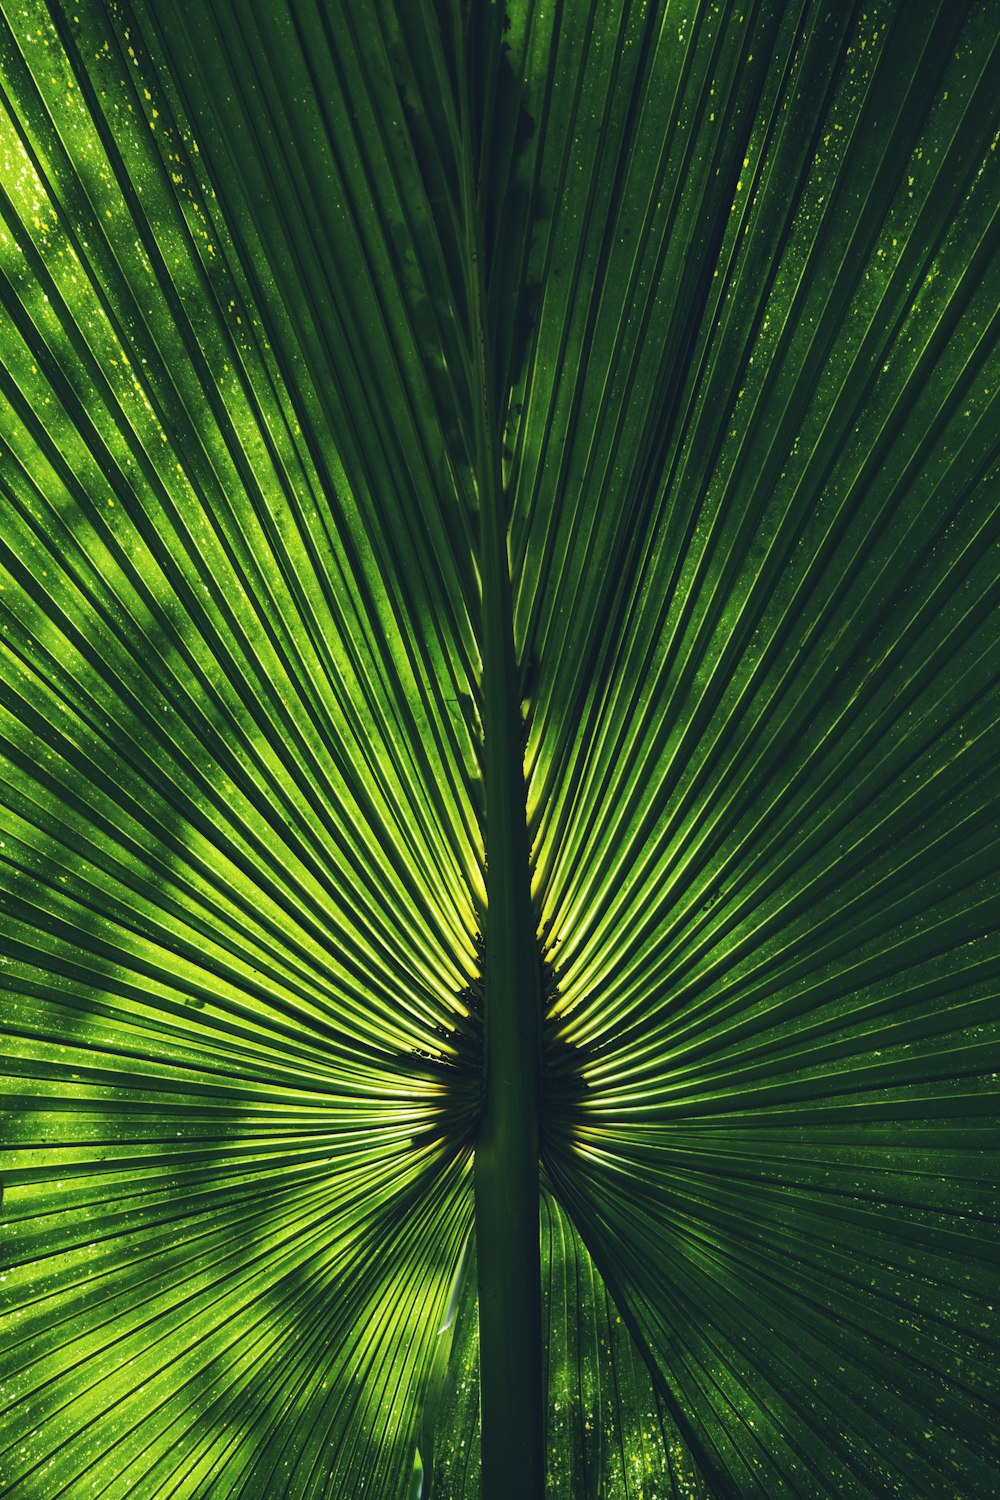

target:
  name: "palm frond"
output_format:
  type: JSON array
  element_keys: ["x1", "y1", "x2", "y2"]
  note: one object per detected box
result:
[{"x1": 1, "y1": 0, "x2": 997, "y2": 1495}]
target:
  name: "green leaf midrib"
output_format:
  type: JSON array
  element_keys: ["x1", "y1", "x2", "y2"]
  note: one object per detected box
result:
[{"x1": 451, "y1": 3, "x2": 544, "y2": 1493}]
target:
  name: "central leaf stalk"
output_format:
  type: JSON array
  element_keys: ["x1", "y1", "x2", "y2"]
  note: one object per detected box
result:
[
  {"x1": 474, "y1": 478, "x2": 543, "y2": 1497},
  {"x1": 455, "y1": 7, "x2": 544, "y2": 1494}
]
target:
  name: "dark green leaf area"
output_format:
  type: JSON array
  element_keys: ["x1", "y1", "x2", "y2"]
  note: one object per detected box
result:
[{"x1": 548, "y1": 1127, "x2": 999, "y2": 1499}]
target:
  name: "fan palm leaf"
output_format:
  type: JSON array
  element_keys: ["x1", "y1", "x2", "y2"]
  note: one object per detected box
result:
[{"x1": 1, "y1": 0, "x2": 997, "y2": 1495}]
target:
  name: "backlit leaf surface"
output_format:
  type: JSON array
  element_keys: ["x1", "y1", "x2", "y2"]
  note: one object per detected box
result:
[{"x1": 1, "y1": 1, "x2": 997, "y2": 1495}]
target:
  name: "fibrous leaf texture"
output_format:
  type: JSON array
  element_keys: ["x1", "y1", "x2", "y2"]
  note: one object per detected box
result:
[{"x1": 0, "y1": 1, "x2": 997, "y2": 1497}]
